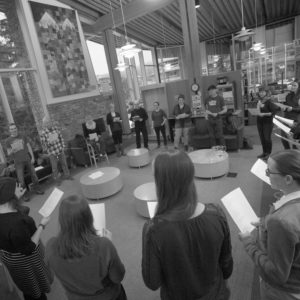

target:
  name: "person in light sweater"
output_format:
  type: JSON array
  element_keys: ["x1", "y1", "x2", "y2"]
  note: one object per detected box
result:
[{"x1": 240, "y1": 149, "x2": 300, "y2": 300}]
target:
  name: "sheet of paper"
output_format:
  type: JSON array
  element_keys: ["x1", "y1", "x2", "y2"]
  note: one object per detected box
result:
[
  {"x1": 147, "y1": 202, "x2": 157, "y2": 218},
  {"x1": 89, "y1": 133, "x2": 97, "y2": 140},
  {"x1": 89, "y1": 203, "x2": 106, "y2": 235},
  {"x1": 35, "y1": 166, "x2": 44, "y2": 171},
  {"x1": 247, "y1": 108, "x2": 259, "y2": 116},
  {"x1": 39, "y1": 188, "x2": 64, "y2": 217},
  {"x1": 275, "y1": 115, "x2": 294, "y2": 127},
  {"x1": 274, "y1": 133, "x2": 299, "y2": 147},
  {"x1": 221, "y1": 188, "x2": 259, "y2": 233},
  {"x1": 88, "y1": 171, "x2": 104, "y2": 180},
  {"x1": 250, "y1": 159, "x2": 270, "y2": 185},
  {"x1": 273, "y1": 118, "x2": 291, "y2": 134}
]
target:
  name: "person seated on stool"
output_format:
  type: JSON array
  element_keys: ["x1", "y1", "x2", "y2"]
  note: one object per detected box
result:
[
  {"x1": 85, "y1": 116, "x2": 106, "y2": 156},
  {"x1": 40, "y1": 116, "x2": 73, "y2": 186},
  {"x1": 151, "y1": 101, "x2": 168, "y2": 149},
  {"x1": 5, "y1": 123, "x2": 44, "y2": 202},
  {"x1": 205, "y1": 85, "x2": 227, "y2": 147},
  {"x1": 130, "y1": 101, "x2": 149, "y2": 149},
  {"x1": 173, "y1": 94, "x2": 192, "y2": 151},
  {"x1": 106, "y1": 104, "x2": 125, "y2": 157}
]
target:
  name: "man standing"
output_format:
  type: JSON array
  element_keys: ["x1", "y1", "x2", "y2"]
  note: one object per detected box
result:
[
  {"x1": 173, "y1": 94, "x2": 192, "y2": 151},
  {"x1": 6, "y1": 123, "x2": 43, "y2": 201},
  {"x1": 40, "y1": 116, "x2": 72, "y2": 185},
  {"x1": 205, "y1": 85, "x2": 227, "y2": 146},
  {"x1": 130, "y1": 101, "x2": 149, "y2": 149}
]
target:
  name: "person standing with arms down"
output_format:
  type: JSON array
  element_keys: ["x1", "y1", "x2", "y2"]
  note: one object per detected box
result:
[
  {"x1": 205, "y1": 85, "x2": 227, "y2": 146},
  {"x1": 106, "y1": 103, "x2": 125, "y2": 157},
  {"x1": 40, "y1": 116, "x2": 73, "y2": 185},
  {"x1": 173, "y1": 95, "x2": 192, "y2": 151},
  {"x1": 142, "y1": 151, "x2": 233, "y2": 300},
  {"x1": 5, "y1": 123, "x2": 44, "y2": 202},
  {"x1": 151, "y1": 101, "x2": 168, "y2": 149},
  {"x1": 239, "y1": 150, "x2": 300, "y2": 300},
  {"x1": 130, "y1": 101, "x2": 149, "y2": 149}
]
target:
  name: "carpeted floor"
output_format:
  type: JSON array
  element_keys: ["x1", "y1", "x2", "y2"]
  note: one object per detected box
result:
[{"x1": 12, "y1": 125, "x2": 284, "y2": 300}]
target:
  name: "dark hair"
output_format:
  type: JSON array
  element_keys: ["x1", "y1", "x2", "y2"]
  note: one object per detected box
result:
[
  {"x1": 208, "y1": 85, "x2": 217, "y2": 91},
  {"x1": 56, "y1": 195, "x2": 97, "y2": 259},
  {"x1": 271, "y1": 150, "x2": 300, "y2": 185},
  {"x1": 154, "y1": 151, "x2": 197, "y2": 220},
  {"x1": 177, "y1": 94, "x2": 185, "y2": 100}
]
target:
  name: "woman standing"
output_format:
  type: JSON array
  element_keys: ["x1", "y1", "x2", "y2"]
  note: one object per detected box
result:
[
  {"x1": 151, "y1": 101, "x2": 168, "y2": 149},
  {"x1": 256, "y1": 86, "x2": 282, "y2": 160},
  {"x1": 240, "y1": 150, "x2": 300, "y2": 300},
  {"x1": 0, "y1": 177, "x2": 52, "y2": 300},
  {"x1": 46, "y1": 195, "x2": 126, "y2": 300},
  {"x1": 106, "y1": 103, "x2": 125, "y2": 156},
  {"x1": 142, "y1": 151, "x2": 233, "y2": 300}
]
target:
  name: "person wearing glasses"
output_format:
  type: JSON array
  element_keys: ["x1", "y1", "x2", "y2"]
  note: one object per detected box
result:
[{"x1": 239, "y1": 150, "x2": 300, "y2": 300}]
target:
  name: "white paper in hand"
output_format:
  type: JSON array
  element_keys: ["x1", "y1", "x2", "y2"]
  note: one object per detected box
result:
[
  {"x1": 221, "y1": 188, "x2": 259, "y2": 233},
  {"x1": 89, "y1": 203, "x2": 106, "y2": 235},
  {"x1": 251, "y1": 159, "x2": 270, "y2": 185},
  {"x1": 273, "y1": 118, "x2": 291, "y2": 134},
  {"x1": 275, "y1": 115, "x2": 294, "y2": 127},
  {"x1": 147, "y1": 202, "x2": 157, "y2": 218},
  {"x1": 39, "y1": 188, "x2": 64, "y2": 217}
]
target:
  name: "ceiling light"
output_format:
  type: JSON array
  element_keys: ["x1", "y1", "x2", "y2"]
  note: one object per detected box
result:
[
  {"x1": 0, "y1": 12, "x2": 6, "y2": 21},
  {"x1": 114, "y1": 62, "x2": 128, "y2": 71},
  {"x1": 164, "y1": 63, "x2": 172, "y2": 71},
  {"x1": 195, "y1": 0, "x2": 200, "y2": 8},
  {"x1": 260, "y1": 48, "x2": 266, "y2": 54},
  {"x1": 213, "y1": 55, "x2": 219, "y2": 62},
  {"x1": 252, "y1": 42, "x2": 262, "y2": 51}
]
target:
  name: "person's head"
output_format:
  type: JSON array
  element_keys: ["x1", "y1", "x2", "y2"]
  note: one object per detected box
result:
[
  {"x1": 208, "y1": 85, "x2": 217, "y2": 97},
  {"x1": 0, "y1": 177, "x2": 18, "y2": 208},
  {"x1": 267, "y1": 150, "x2": 300, "y2": 194},
  {"x1": 138, "y1": 101, "x2": 144, "y2": 108},
  {"x1": 133, "y1": 101, "x2": 139, "y2": 109},
  {"x1": 177, "y1": 95, "x2": 185, "y2": 106},
  {"x1": 9, "y1": 123, "x2": 18, "y2": 137},
  {"x1": 153, "y1": 101, "x2": 159, "y2": 110},
  {"x1": 258, "y1": 86, "x2": 269, "y2": 99},
  {"x1": 42, "y1": 115, "x2": 51, "y2": 128},
  {"x1": 109, "y1": 103, "x2": 115, "y2": 112},
  {"x1": 56, "y1": 195, "x2": 97, "y2": 259},
  {"x1": 290, "y1": 81, "x2": 299, "y2": 94},
  {"x1": 153, "y1": 151, "x2": 197, "y2": 220}
]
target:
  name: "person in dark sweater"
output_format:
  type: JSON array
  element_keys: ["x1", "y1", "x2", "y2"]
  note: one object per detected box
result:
[
  {"x1": 151, "y1": 101, "x2": 167, "y2": 149},
  {"x1": 0, "y1": 177, "x2": 52, "y2": 300},
  {"x1": 281, "y1": 81, "x2": 300, "y2": 149},
  {"x1": 240, "y1": 150, "x2": 300, "y2": 300},
  {"x1": 46, "y1": 195, "x2": 126, "y2": 300},
  {"x1": 142, "y1": 151, "x2": 233, "y2": 300},
  {"x1": 130, "y1": 101, "x2": 148, "y2": 149}
]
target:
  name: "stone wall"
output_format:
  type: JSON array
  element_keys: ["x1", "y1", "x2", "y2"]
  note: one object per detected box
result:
[{"x1": 47, "y1": 94, "x2": 113, "y2": 141}]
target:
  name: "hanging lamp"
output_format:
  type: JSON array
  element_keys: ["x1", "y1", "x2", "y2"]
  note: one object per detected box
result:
[
  {"x1": 118, "y1": 0, "x2": 141, "y2": 59},
  {"x1": 211, "y1": 8, "x2": 219, "y2": 63},
  {"x1": 233, "y1": 0, "x2": 254, "y2": 41},
  {"x1": 251, "y1": 0, "x2": 263, "y2": 51}
]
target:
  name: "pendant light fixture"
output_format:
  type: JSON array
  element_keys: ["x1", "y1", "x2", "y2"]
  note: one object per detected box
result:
[
  {"x1": 233, "y1": 0, "x2": 254, "y2": 41},
  {"x1": 160, "y1": 15, "x2": 170, "y2": 72},
  {"x1": 195, "y1": 0, "x2": 200, "y2": 9},
  {"x1": 211, "y1": 9, "x2": 219, "y2": 63},
  {"x1": 251, "y1": 0, "x2": 262, "y2": 51},
  {"x1": 118, "y1": 0, "x2": 141, "y2": 59}
]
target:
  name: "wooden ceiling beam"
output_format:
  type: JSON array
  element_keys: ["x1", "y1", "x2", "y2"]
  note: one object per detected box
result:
[{"x1": 92, "y1": 0, "x2": 175, "y2": 32}]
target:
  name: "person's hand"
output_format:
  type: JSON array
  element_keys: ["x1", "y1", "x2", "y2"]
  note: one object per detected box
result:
[
  {"x1": 15, "y1": 183, "x2": 26, "y2": 199},
  {"x1": 31, "y1": 157, "x2": 35, "y2": 164},
  {"x1": 40, "y1": 216, "x2": 51, "y2": 227},
  {"x1": 238, "y1": 231, "x2": 252, "y2": 240},
  {"x1": 139, "y1": 118, "x2": 143, "y2": 122},
  {"x1": 213, "y1": 113, "x2": 218, "y2": 117},
  {"x1": 287, "y1": 106, "x2": 293, "y2": 112}
]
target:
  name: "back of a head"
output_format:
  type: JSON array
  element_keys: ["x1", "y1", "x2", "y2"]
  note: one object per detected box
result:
[
  {"x1": 0, "y1": 177, "x2": 17, "y2": 206},
  {"x1": 154, "y1": 151, "x2": 197, "y2": 219},
  {"x1": 271, "y1": 150, "x2": 300, "y2": 185},
  {"x1": 57, "y1": 195, "x2": 96, "y2": 259}
]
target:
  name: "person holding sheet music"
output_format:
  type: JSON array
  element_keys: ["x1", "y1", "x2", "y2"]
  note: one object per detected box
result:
[
  {"x1": 46, "y1": 195, "x2": 126, "y2": 300},
  {"x1": 239, "y1": 150, "x2": 300, "y2": 300},
  {"x1": 256, "y1": 86, "x2": 288, "y2": 160},
  {"x1": 0, "y1": 177, "x2": 52, "y2": 300},
  {"x1": 281, "y1": 81, "x2": 300, "y2": 149},
  {"x1": 142, "y1": 151, "x2": 233, "y2": 300}
]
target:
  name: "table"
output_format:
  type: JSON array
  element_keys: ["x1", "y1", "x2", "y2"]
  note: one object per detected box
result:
[
  {"x1": 133, "y1": 182, "x2": 157, "y2": 218},
  {"x1": 127, "y1": 148, "x2": 150, "y2": 168},
  {"x1": 80, "y1": 167, "x2": 123, "y2": 199},
  {"x1": 188, "y1": 149, "x2": 229, "y2": 178}
]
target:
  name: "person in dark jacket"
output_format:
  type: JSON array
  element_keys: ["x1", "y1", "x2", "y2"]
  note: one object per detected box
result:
[
  {"x1": 130, "y1": 101, "x2": 149, "y2": 149},
  {"x1": 142, "y1": 151, "x2": 233, "y2": 300}
]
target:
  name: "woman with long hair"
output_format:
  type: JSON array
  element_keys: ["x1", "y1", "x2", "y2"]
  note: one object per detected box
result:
[
  {"x1": 46, "y1": 195, "x2": 126, "y2": 300},
  {"x1": 240, "y1": 150, "x2": 300, "y2": 300},
  {"x1": 0, "y1": 177, "x2": 52, "y2": 300},
  {"x1": 142, "y1": 151, "x2": 233, "y2": 300}
]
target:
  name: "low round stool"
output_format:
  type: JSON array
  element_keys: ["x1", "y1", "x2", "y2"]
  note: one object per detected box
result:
[
  {"x1": 127, "y1": 148, "x2": 150, "y2": 168},
  {"x1": 80, "y1": 167, "x2": 123, "y2": 200},
  {"x1": 134, "y1": 182, "x2": 157, "y2": 218}
]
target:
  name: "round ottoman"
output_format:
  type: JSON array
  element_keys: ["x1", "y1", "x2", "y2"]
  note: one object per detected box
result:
[
  {"x1": 80, "y1": 167, "x2": 123, "y2": 200},
  {"x1": 134, "y1": 182, "x2": 157, "y2": 218},
  {"x1": 188, "y1": 149, "x2": 229, "y2": 178},
  {"x1": 127, "y1": 148, "x2": 150, "y2": 168}
]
